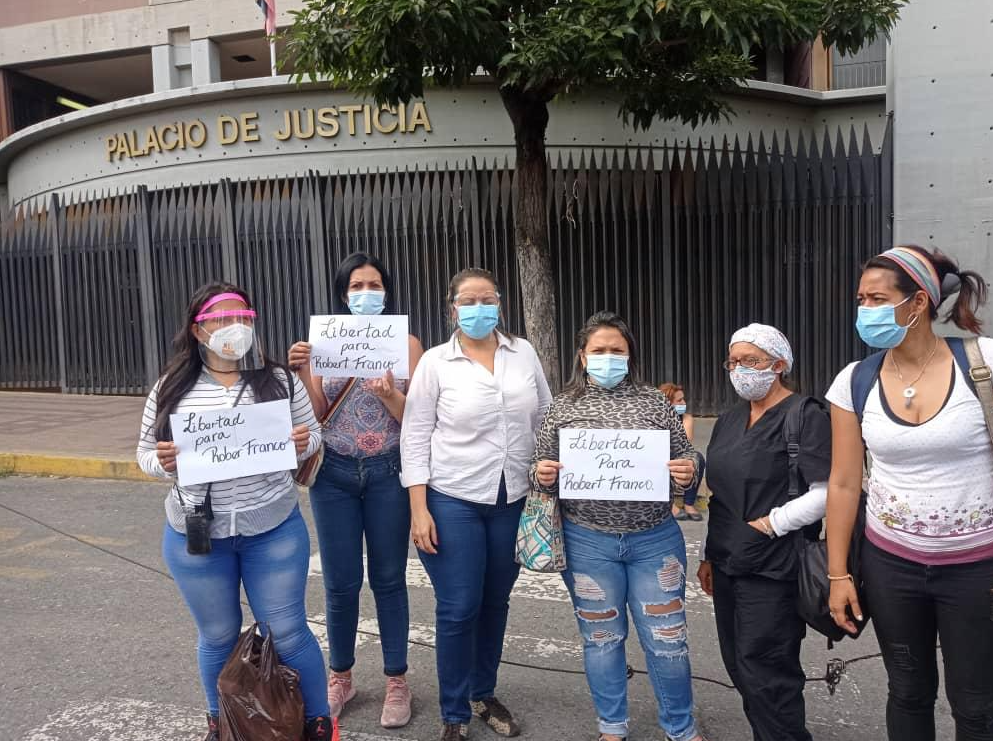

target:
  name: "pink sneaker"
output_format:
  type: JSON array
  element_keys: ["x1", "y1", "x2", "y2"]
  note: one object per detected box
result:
[
  {"x1": 380, "y1": 676, "x2": 412, "y2": 728},
  {"x1": 327, "y1": 672, "x2": 356, "y2": 718}
]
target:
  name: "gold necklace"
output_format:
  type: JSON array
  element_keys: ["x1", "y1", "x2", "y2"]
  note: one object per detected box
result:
[{"x1": 890, "y1": 336, "x2": 939, "y2": 408}]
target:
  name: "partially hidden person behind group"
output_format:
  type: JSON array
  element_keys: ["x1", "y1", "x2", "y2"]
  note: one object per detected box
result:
[
  {"x1": 825, "y1": 246, "x2": 993, "y2": 741},
  {"x1": 699, "y1": 324, "x2": 832, "y2": 741},
  {"x1": 136, "y1": 282, "x2": 331, "y2": 741},
  {"x1": 400, "y1": 267, "x2": 552, "y2": 741},
  {"x1": 288, "y1": 252, "x2": 425, "y2": 728},
  {"x1": 658, "y1": 382, "x2": 705, "y2": 521},
  {"x1": 532, "y1": 311, "x2": 707, "y2": 741}
]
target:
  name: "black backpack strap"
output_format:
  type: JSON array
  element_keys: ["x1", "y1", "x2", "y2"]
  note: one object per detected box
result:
[
  {"x1": 783, "y1": 394, "x2": 828, "y2": 542},
  {"x1": 850, "y1": 351, "x2": 886, "y2": 423},
  {"x1": 783, "y1": 394, "x2": 807, "y2": 500}
]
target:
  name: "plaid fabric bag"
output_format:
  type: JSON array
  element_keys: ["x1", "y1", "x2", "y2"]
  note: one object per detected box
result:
[{"x1": 514, "y1": 490, "x2": 566, "y2": 573}]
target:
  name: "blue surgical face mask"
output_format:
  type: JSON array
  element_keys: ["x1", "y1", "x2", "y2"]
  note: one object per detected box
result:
[
  {"x1": 586, "y1": 354, "x2": 629, "y2": 389},
  {"x1": 348, "y1": 290, "x2": 386, "y2": 316},
  {"x1": 674, "y1": 403, "x2": 687, "y2": 415},
  {"x1": 457, "y1": 304, "x2": 500, "y2": 340},
  {"x1": 856, "y1": 296, "x2": 914, "y2": 349}
]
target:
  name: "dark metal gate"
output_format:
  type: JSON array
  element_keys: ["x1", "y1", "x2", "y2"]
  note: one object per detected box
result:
[{"x1": 0, "y1": 124, "x2": 892, "y2": 413}]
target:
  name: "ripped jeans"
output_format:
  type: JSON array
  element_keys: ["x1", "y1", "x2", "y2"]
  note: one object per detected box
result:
[{"x1": 562, "y1": 517, "x2": 698, "y2": 741}]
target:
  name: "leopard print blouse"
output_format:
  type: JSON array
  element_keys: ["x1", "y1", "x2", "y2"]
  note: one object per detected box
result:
[{"x1": 529, "y1": 379, "x2": 702, "y2": 533}]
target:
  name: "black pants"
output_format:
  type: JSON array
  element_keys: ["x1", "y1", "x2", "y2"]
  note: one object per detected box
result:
[
  {"x1": 862, "y1": 540, "x2": 993, "y2": 741},
  {"x1": 712, "y1": 566, "x2": 812, "y2": 741}
]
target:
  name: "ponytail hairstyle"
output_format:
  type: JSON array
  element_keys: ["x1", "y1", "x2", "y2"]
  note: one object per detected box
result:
[
  {"x1": 865, "y1": 245, "x2": 988, "y2": 334},
  {"x1": 153, "y1": 282, "x2": 291, "y2": 441}
]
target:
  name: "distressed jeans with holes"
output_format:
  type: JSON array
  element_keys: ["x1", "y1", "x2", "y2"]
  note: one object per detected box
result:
[
  {"x1": 562, "y1": 517, "x2": 699, "y2": 741},
  {"x1": 862, "y1": 540, "x2": 993, "y2": 741}
]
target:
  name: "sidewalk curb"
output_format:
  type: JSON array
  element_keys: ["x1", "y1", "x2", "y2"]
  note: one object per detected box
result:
[{"x1": 0, "y1": 453, "x2": 156, "y2": 482}]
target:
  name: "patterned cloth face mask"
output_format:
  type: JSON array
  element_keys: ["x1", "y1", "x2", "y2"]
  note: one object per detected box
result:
[{"x1": 729, "y1": 365, "x2": 778, "y2": 401}]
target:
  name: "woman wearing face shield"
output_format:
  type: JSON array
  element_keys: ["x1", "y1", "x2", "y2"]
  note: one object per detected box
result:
[
  {"x1": 529, "y1": 311, "x2": 706, "y2": 741},
  {"x1": 287, "y1": 253, "x2": 424, "y2": 727},
  {"x1": 135, "y1": 283, "x2": 330, "y2": 741},
  {"x1": 825, "y1": 246, "x2": 993, "y2": 741},
  {"x1": 400, "y1": 268, "x2": 551, "y2": 741},
  {"x1": 698, "y1": 324, "x2": 831, "y2": 741}
]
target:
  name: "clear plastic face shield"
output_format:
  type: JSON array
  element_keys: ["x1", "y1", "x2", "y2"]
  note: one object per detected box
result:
[{"x1": 194, "y1": 293, "x2": 265, "y2": 372}]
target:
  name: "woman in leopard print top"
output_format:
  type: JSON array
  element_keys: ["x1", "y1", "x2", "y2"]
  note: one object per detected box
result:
[{"x1": 530, "y1": 311, "x2": 706, "y2": 741}]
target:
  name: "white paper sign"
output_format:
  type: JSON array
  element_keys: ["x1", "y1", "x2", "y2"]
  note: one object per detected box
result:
[
  {"x1": 558, "y1": 428, "x2": 671, "y2": 501},
  {"x1": 171, "y1": 399, "x2": 297, "y2": 486},
  {"x1": 308, "y1": 315, "x2": 410, "y2": 379}
]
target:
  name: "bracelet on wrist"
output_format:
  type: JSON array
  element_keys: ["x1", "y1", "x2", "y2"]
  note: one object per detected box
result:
[{"x1": 827, "y1": 573, "x2": 854, "y2": 583}]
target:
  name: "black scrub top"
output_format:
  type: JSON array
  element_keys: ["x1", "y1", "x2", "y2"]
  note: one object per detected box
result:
[{"x1": 705, "y1": 395, "x2": 831, "y2": 580}]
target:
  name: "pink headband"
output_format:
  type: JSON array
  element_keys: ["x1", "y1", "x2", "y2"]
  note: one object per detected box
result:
[
  {"x1": 196, "y1": 309, "x2": 257, "y2": 322},
  {"x1": 195, "y1": 292, "x2": 255, "y2": 322}
]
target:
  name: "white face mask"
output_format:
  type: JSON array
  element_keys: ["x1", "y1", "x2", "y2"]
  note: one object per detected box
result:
[{"x1": 205, "y1": 323, "x2": 254, "y2": 360}]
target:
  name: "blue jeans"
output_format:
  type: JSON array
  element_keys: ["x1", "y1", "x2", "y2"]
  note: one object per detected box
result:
[
  {"x1": 309, "y1": 448, "x2": 410, "y2": 675},
  {"x1": 681, "y1": 455, "x2": 705, "y2": 507},
  {"x1": 563, "y1": 517, "x2": 699, "y2": 741},
  {"x1": 419, "y1": 481, "x2": 524, "y2": 724},
  {"x1": 162, "y1": 506, "x2": 330, "y2": 719}
]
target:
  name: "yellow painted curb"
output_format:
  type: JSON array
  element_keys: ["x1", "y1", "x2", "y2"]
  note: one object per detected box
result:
[{"x1": 0, "y1": 453, "x2": 156, "y2": 482}]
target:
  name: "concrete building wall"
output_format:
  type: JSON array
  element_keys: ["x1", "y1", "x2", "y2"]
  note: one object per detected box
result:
[
  {"x1": 1, "y1": 0, "x2": 145, "y2": 29},
  {"x1": 888, "y1": 1, "x2": 993, "y2": 327},
  {"x1": 0, "y1": 0, "x2": 306, "y2": 66}
]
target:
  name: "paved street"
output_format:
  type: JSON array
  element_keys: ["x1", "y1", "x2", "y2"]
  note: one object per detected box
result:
[{"x1": 0, "y1": 475, "x2": 953, "y2": 741}]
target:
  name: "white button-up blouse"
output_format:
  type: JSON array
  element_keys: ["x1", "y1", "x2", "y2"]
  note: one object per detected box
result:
[{"x1": 400, "y1": 332, "x2": 552, "y2": 504}]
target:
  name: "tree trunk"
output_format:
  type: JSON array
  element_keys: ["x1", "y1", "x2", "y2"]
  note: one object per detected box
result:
[{"x1": 500, "y1": 88, "x2": 562, "y2": 391}]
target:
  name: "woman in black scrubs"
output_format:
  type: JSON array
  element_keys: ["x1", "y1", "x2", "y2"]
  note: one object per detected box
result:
[{"x1": 697, "y1": 324, "x2": 831, "y2": 741}]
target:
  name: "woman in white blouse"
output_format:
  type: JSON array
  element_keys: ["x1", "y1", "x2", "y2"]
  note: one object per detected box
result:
[{"x1": 401, "y1": 268, "x2": 552, "y2": 741}]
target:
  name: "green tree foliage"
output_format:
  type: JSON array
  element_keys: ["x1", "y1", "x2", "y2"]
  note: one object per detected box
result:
[{"x1": 287, "y1": 0, "x2": 903, "y2": 387}]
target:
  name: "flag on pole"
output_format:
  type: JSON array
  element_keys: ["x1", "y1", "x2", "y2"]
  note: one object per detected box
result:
[
  {"x1": 256, "y1": 0, "x2": 276, "y2": 36},
  {"x1": 255, "y1": 0, "x2": 277, "y2": 75}
]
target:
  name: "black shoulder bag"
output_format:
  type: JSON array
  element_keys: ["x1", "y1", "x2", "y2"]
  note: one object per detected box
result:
[{"x1": 786, "y1": 393, "x2": 871, "y2": 645}]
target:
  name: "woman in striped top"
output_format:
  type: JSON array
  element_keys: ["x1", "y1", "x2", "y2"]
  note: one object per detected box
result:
[{"x1": 136, "y1": 282, "x2": 330, "y2": 741}]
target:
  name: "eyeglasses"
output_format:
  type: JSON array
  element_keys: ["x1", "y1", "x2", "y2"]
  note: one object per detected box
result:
[
  {"x1": 454, "y1": 292, "x2": 501, "y2": 307},
  {"x1": 722, "y1": 356, "x2": 776, "y2": 371}
]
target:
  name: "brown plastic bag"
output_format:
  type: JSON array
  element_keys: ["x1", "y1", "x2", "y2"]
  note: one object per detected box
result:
[{"x1": 217, "y1": 622, "x2": 305, "y2": 741}]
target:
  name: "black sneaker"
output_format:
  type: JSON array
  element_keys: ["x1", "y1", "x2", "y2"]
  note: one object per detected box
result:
[
  {"x1": 305, "y1": 715, "x2": 333, "y2": 740},
  {"x1": 441, "y1": 722, "x2": 469, "y2": 741},
  {"x1": 471, "y1": 698, "x2": 520, "y2": 737},
  {"x1": 202, "y1": 713, "x2": 219, "y2": 741}
]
